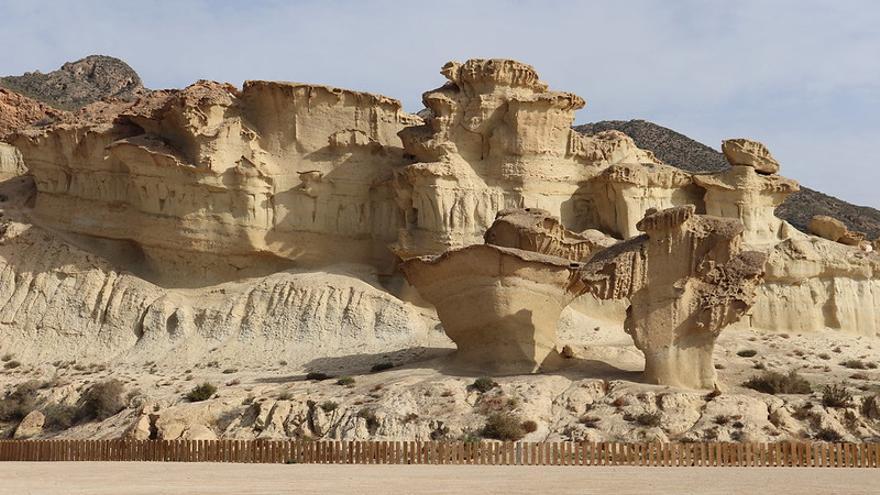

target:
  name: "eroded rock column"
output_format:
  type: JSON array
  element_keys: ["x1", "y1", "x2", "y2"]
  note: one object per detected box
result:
[{"x1": 577, "y1": 206, "x2": 767, "y2": 389}]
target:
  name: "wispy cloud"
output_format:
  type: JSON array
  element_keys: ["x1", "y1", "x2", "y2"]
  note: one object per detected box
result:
[{"x1": 1, "y1": 0, "x2": 877, "y2": 207}]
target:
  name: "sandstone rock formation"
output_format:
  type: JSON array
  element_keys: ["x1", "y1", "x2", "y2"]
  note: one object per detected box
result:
[
  {"x1": 694, "y1": 161, "x2": 799, "y2": 247},
  {"x1": 393, "y1": 59, "x2": 659, "y2": 257},
  {"x1": 575, "y1": 206, "x2": 767, "y2": 389},
  {"x1": 0, "y1": 143, "x2": 24, "y2": 177},
  {"x1": 0, "y1": 87, "x2": 67, "y2": 139},
  {"x1": 402, "y1": 244, "x2": 581, "y2": 374},
  {"x1": 577, "y1": 161, "x2": 700, "y2": 239},
  {"x1": 13, "y1": 79, "x2": 419, "y2": 283},
  {"x1": 721, "y1": 138, "x2": 780, "y2": 174},
  {"x1": 1, "y1": 56, "x2": 877, "y2": 386},
  {"x1": 484, "y1": 207, "x2": 615, "y2": 262},
  {"x1": 575, "y1": 120, "x2": 880, "y2": 241}
]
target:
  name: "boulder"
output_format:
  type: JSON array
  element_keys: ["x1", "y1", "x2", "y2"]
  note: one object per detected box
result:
[
  {"x1": 13, "y1": 410, "x2": 45, "y2": 439},
  {"x1": 809, "y1": 215, "x2": 866, "y2": 247},
  {"x1": 721, "y1": 139, "x2": 780, "y2": 174}
]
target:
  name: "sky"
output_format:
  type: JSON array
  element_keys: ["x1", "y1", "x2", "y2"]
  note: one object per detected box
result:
[{"x1": 1, "y1": 0, "x2": 878, "y2": 208}]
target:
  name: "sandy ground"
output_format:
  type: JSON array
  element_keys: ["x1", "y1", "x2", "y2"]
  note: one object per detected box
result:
[{"x1": 0, "y1": 463, "x2": 878, "y2": 495}]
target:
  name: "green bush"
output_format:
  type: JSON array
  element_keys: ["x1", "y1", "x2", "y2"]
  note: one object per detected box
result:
[
  {"x1": 742, "y1": 370, "x2": 812, "y2": 395},
  {"x1": 357, "y1": 408, "x2": 380, "y2": 433},
  {"x1": 319, "y1": 401, "x2": 338, "y2": 413},
  {"x1": 336, "y1": 376, "x2": 355, "y2": 386},
  {"x1": 3, "y1": 360, "x2": 21, "y2": 369},
  {"x1": 43, "y1": 403, "x2": 78, "y2": 431},
  {"x1": 185, "y1": 382, "x2": 217, "y2": 402},
  {"x1": 521, "y1": 419, "x2": 538, "y2": 433},
  {"x1": 736, "y1": 349, "x2": 758, "y2": 358},
  {"x1": 79, "y1": 380, "x2": 125, "y2": 421},
  {"x1": 370, "y1": 362, "x2": 394, "y2": 373},
  {"x1": 471, "y1": 377, "x2": 498, "y2": 393},
  {"x1": 481, "y1": 413, "x2": 525, "y2": 441},
  {"x1": 841, "y1": 360, "x2": 867, "y2": 370},
  {"x1": 821, "y1": 384, "x2": 852, "y2": 408},
  {"x1": 305, "y1": 371, "x2": 331, "y2": 381},
  {"x1": 815, "y1": 427, "x2": 842, "y2": 442},
  {"x1": 0, "y1": 380, "x2": 39, "y2": 421}
]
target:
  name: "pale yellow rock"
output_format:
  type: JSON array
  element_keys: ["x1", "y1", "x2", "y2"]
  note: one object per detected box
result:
[
  {"x1": 752, "y1": 232, "x2": 880, "y2": 335},
  {"x1": 484, "y1": 207, "x2": 615, "y2": 262},
  {"x1": 393, "y1": 59, "x2": 660, "y2": 257},
  {"x1": 402, "y1": 244, "x2": 581, "y2": 374},
  {"x1": 13, "y1": 410, "x2": 45, "y2": 439},
  {"x1": 0, "y1": 143, "x2": 24, "y2": 178},
  {"x1": 575, "y1": 206, "x2": 767, "y2": 389},
  {"x1": 721, "y1": 138, "x2": 780, "y2": 174},
  {"x1": 14, "y1": 80, "x2": 418, "y2": 281},
  {"x1": 580, "y1": 162, "x2": 700, "y2": 239},
  {"x1": 808, "y1": 215, "x2": 848, "y2": 242},
  {"x1": 694, "y1": 165, "x2": 799, "y2": 247}
]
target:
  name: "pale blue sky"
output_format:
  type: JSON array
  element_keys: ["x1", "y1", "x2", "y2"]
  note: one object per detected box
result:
[{"x1": 1, "y1": 0, "x2": 878, "y2": 207}]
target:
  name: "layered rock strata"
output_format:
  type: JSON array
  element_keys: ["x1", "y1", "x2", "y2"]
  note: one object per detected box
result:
[
  {"x1": 483, "y1": 207, "x2": 615, "y2": 262},
  {"x1": 393, "y1": 59, "x2": 660, "y2": 257},
  {"x1": 14, "y1": 80, "x2": 419, "y2": 281}
]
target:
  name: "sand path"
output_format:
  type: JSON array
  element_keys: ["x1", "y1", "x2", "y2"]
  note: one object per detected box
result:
[{"x1": 0, "y1": 462, "x2": 877, "y2": 494}]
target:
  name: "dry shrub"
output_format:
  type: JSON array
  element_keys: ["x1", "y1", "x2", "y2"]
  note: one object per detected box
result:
[
  {"x1": 742, "y1": 370, "x2": 812, "y2": 395},
  {"x1": 481, "y1": 413, "x2": 525, "y2": 441}
]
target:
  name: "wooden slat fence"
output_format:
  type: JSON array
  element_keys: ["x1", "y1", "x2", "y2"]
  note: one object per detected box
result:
[{"x1": 0, "y1": 440, "x2": 877, "y2": 467}]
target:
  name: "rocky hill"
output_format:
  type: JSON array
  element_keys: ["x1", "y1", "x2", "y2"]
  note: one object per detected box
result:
[
  {"x1": 0, "y1": 55, "x2": 145, "y2": 110},
  {"x1": 575, "y1": 120, "x2": 880, "y2": 238},
  {"x1": 0, "y1": 88, "x2": 66, "y2": 139}
]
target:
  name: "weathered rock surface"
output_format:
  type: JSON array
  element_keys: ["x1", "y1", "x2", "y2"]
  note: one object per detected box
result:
[
  {"x1": 13, "y1": 410, "x2": 45, "y2": 439},
  {"x1": 809, "y1": 215, "x2": 865, "y2": 246},
  {"x1": 484, "y1": 208, "x2": 615, "y2": 262},
  {"x1": 576, "y1": 206, "x2": 767, "y2": 389},
  {"x1": 752, "y1": 232, "x2": 880, "y2": 335},
  {"x1": 721, "y1": 139, "x2": 780, "y2": 174},
  {"x1": 14, "y1": 79, "x2": 419, "y2": 282},
  {"x1": 576, "y1": 120, "x2": 880, "y2": 240},
  {"x1": 0, "y1": 143, "x2": 24, "y2": 177},
  {"x1": 0, "y1": 87, "x2": 67, "y2": 139},
  {"x1": 393, "y1": 59, "x2": 659, "y2": 257},
  {"x1": 402, "y1": 244, "x2": 580, "y2": 374},
  {"x1": 694, "y1": 165, "x2": 799, "y2": 247}
]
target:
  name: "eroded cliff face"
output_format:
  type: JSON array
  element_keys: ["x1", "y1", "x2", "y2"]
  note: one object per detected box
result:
[
  {"x1": 0, "y1": 186, "x2": 435, "y2": 364},
  {"x1": 14, "y1": 80, "x2": 418, "y2": 284},
  {"x1": 3, "y1": 57, "x2": 878, "y2": 371}
]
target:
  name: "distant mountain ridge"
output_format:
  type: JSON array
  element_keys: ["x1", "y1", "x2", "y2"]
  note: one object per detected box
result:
[
  {"x1": 575, "y1": 119, "x2": 880, "y2": 239},
  {"x1": 0, "y1": 55, "x2": 145, "y2": 111}
]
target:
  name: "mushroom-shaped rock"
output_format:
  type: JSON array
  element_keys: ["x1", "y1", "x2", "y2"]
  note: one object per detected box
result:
[
  {"x1": 721, "y1": 139, "x2": 780, "y2": 174},
  {"x1": 694, "y1": 163, "x2": 799, "y2": 247},
  {"x1": 484, "y1": 208, "x2": 616, "y2": 262},
  {"x1": 575, "y1": 206, "x2": 767, "y2": 389},
  {"x1": 401, "y1": 244, "x2": 582, "y2": 374}
]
